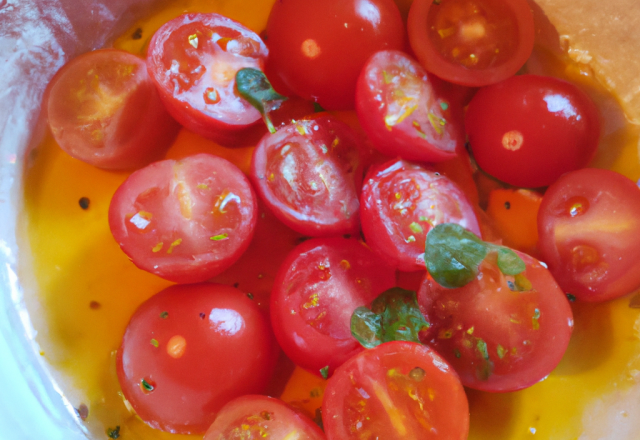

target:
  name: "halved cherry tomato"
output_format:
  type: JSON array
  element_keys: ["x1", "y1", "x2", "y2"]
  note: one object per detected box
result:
[
  {"x1": 538, "y1": 168, "x2": 640, "y2": 302},
  {"x1": 465, "y1": 74, "x2": 601, "y2": 188},
  {"x1": 271, "y1": 238, "x2": 396, "y2": 377},
  {"x1": 117, "y1": 284, "x2": 277, "y2": 434},
  {"x1": 204, "y1": 395, "x2": 325, "y2": 440},
  {"x1": 251, "y1": 116, "x2": 365, "y2": 236},
  {"x1": 46, "y1": 49, "x2": 179, "y2": 170},
  {"x1": 266, "y1": 0, "x2": 405, "y2": 110},
  {"x1": 360, "y1": 158, "x2": 481, "y2": 271},
  {"x1": 408, "y1": 0, "x2": 535, "y2": 86},
  {"x1": 147, "y1": 13, "x2": 268, "y2": 146},
  {"x1": 356, "y1": 50, "x2": 463, "y2": 163},
  {"x1": 418, "y1": 252, "x2": 573, "y2": 392},
  {"x1": 322, "y1": 341, "x2": 469, "y2": 440},
  {"x1": 108, "y1": 153, "x2": 257, "y2": 283}
]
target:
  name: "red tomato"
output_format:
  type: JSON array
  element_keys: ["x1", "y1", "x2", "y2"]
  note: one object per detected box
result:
[
  {"x1": 538, "y1": 169, "x2": 640, "y2": 302},
  {"x1": 117, "y1": 283, "x2": 277, "y2": 434},
  {"x1": 46, "y1": 49, "x2": 179, "y2": 170},
  {"x1": 147, "y1": 13, "x2": 268, "y2": 146},
  {"x1": 356, "y1": 50, "x2": 463, "y2": 163},
  {"x1": 251, "y1": 116, "x2": 365, "y2": 236},
  {"x1": 418, "y1": 252, "x2": 573, "y2": 392},
  {"x1": 108, "y1": 153, "x2": 257, "y2": 283},
  {"x1": 266, "y1": 0, "x2": 405, "y2": 110},
  {"x1": 465, "y1": 74, "x2": 600, "y2": 188},
  {"x1": 408, "y1": 0, "x2": 535, "y2": 86},
  {"x1": 271, "y1": 237, "x2": 396, "y2": 377},
  {"x1": 323, "y1": 341, "x2": 469, "y2": 440},
  {"x1": 361, "y1": 158, "x2": 481, "y2": 272},
  {"x1": 204, "y1": 395, "x2": 325, "y2": 440}
]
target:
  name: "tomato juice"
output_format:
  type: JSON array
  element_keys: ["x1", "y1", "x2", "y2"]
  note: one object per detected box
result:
[{"x1": 19, "y1": 0, "x2": 640, "y2": 438}]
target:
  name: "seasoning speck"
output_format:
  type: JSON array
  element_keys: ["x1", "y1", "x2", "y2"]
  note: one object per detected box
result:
[
  {"x1": 504, "y1": 201, "x2": 511, "y2": 210},
  {"x1": 75, "y1": 403, "x2": 89, "y2": 421},
  {"x1": 106, "y1": 426, "x2": 120, "y2": 439},
  {"x1": 160, "y1": 311, "x2": 169, "y2": 319},
  {"x1": 79, "y1": 197, "x2": 90, "y2": 210},
  {"x1": 131, "y1": 28, "x2": 143, "y2": 40},
  {"x1": 567, "y1": 293, "x2": 577, "y2": 302},
  {"x1": 199, "y1": 312, "x2": 206, "y2": 319},
  {"x1": 89, "y1": 301, "x2": 101, "y2": 310},
  {"x1": 320, "y1": 366, "x2": 329, "y2": 379}
]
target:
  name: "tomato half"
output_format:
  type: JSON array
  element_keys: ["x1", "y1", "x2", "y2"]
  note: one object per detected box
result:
[
  {"x1": 147, "y1": 13, "x2": 268, "y2": 146},
  {"x1": 108, "y1": 153, "x2": 257, "y2": 283},
  {"x1": 251, "y1": 116, "x2": 365, "y2": 236},
  {"x1": 360, "y1": 158, "x2": 481, "y2": 272},
  {"x1": 117, "y1": 284, "x2": 277, "y2": 434},
  {"x1": 408, "y1": 0, "x2": 534, "y2": 86},
  {"x1": 538, "y1": 168, "x2": 640, "y2": 302},
  {"x1": 46, "y1": 49, "x2": 179, "y2": 170},
  {"x1": 203, "y1": 395, "x2": 325, "y2": 440},
  {"x1": 322, "y1": 341, "x2": 469, "y2": 439},
  {"x1": 356, "y1": 50, "x2": 463, "y2": 163},
  {"x1": 270, "y1": 238, "x2": 396, "y2": 377},
  {"x1": 266, "y1": 0, "x2": 405, "y2": 110},
  {"x1": 465, "y1": 74, "x2": 601, "y2": 188},
  {"x1": 418, "y1": 252, "x2": 573, "y2": 392}
]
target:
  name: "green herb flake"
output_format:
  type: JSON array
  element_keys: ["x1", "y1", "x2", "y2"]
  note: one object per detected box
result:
[
  {"x1": 319, "y1": 366, "x2": 329, "y2": 379},
  {"x1": 532, "y1": 308, "x2": 541, "y2": 330},
  {"x1": 235, "y1": 68, "x2": 287, "y2": 134},
  {"x1": 567, "y1": 293, "x2": 577, "y2": 302},
  {"x1": 106, "y1": 426, "x2": 121, "y2": 439},
  {"x1": 313, "y1": 102, "x2": 325, "y2": 113},
  {"x1": 496, "y1": 247, "x2": 526, "y2": 276},
  {"x1": 141, "y1": 379, "x2": 155, "y2": 393},
  {"x1": 210, "y1": 233, "x2": 229, "y2": 241},
  {"x1": 476, "y1": 339, "x2": 490, "y2": 360},
  {"x1": 440, "y1": 101, "x2": 449, "y2": 111},
  {"x1": 454, "y1": 348, "x2": 461, "y2": 358},
  {"x1": 409, "y1": 222, "x2": 424, "y2": 235},
  {"x1": 150, "y1": 339, "x2": 159, "y2": 348},
  {"x1": 160, "y1": 311, "x2": 168, "y2": 319},
  {"x1": 351, "y1": 288, "x2": 430, "y2": 349},
  {"x1": 497, "y1": 344, "x2": 507, "y2": 359}
]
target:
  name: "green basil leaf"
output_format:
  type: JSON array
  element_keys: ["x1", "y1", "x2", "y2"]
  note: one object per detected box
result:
[
  {"x1": 425, "y1": 223, "x2": 488, "y2": 288},
  {"x1": 235, "y1": 68, "x2": 287, "y2": 133},
  {"x1": 496, "y1": 247, "x2": 526, "y2": 275},
  {"x1": 350, "y1": 288, "x2": 430, "y2": 349}
]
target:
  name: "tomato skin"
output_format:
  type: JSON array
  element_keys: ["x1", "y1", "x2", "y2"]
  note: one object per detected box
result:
[
  {"x1": 465, "y1": 74, "x2": 600, "y2": 188},
  {"x1": 322, "y1": 341, "x2": 469, "y2": 440},
  {"x1": 147, "y1": 13, "x2": 268, "y2": 147},
  {"x1": 356, "y1": 50, "x2": 463, "y2": 163},
  {"x1": 117, "y1": 284, "x2": 277, "y2": 434},
  {"x1": 418, "y1": 252, "x2": 573, "y2": 392},
  {"x1": 266, "y1": 0, "x2": 405, "y2": 110},
  {"x1": 408, "y1": 0, "x2": 535, "y2": 87},
  {"x1": 538, "y1": 168, "x2": 640, "y2": 302},
  {"x1": 203, "y1": 395, "x2": 325, "y2": 440},
  {"x1": 108, "y1": 153, "x2": 257, "y2": 283},
  {"x1": 46, "y1": 49, "x2": 179, "y2": 170},
  {"x1": 360, "y1": 158, "x2": 481, "y2": 272},
  {"x1": 270, "y1": 238, "x2": 396, "y2": 377},
  {"x1": 251, "y1": 116, "x2": 365, "y2": 237}
]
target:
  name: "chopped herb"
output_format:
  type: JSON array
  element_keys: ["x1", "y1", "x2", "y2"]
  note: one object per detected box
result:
[
  {"x1": 477, "y1": 339, "x2": 490, "y2": 360},
  {"x1": 567, "y1": 293, "x2": 577, "y2": 302},
  {"x1": 320, "y1": 366, "x2": 329, "y2": 379},
  {"x1": 496, "y1": 248, "x2": 526, "y2": 276},
  {"x1": 454, "y1": 348, "x2": 461, "y2": 358},
  {"x1": 515, "y1": 273, "x2": 532, "y2": 291},
  {"x1": 141, "y1": 379, "x2": 154, "y2": 393},
  {"x1": 150, "y1": 339, "x2": 159, "y2": 348},
  {"x1": 351, "y1": 288, "x2": 430, "y2": 348},
  {"x1": 313, "y1": 408, "x2": 324, "y2": 431},
  {"x1": 79, "y1": 197, "x2": 90, "y2": 210},
  {"x1": 310, "y1": 388, "x2": 321, "y2": 398},
  {"x1": 160, "y1": 311, "x2": 168, "y2": 319},
  {"x1": 409, "y1": 222, "x2": 424, "y2": 234},
  {"x1": 106, "y1": 426, "x2": 121, "y2": 439},
  {"x1": 235, "y1": 68, "x2": 287, "y2": 134},
  {"x1": 497, "y1": 345, "x2": 507, "y2": 359},
  {"x1": 440, "y1": 101, "x2": 449, "y2": 111},
  {"x1": 247, "y1": 293, "x2": 254, "y2": 300},
  {"x1": 313, "y1": 102, "x2": 325, "y2": 113},
  {"x1": 260, "y1": 411, "x2": 272, "y2": 420},
  {"x1": 210, "y1": 233, "x2": 229, "y2": 241}
]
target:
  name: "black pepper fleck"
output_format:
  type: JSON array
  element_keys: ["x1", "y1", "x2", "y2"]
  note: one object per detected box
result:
[
  {"x1": 504, "y1": 201, "x2": 511, "y2": 210},
  {"x1": 79, "y1": 197, "x2": 90, "y2": 210},
  {"x1": 199, "y1": 312, "x2": 206, "y2": 319},
  {"x1": 89, "y1": 301, "x2": 101, "y2": 310},
  {"x1": 132, "y1": 28, "x2": 143, "y2": 40},
  {"x1": 106, "y1": 426, "x2": 120, "y2": 439}
]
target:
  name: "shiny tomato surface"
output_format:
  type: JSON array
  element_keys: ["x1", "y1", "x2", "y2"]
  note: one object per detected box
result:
[
  {"x1": 361, "y1": 158, "x2": 481, "y2": 272},
  {"x1": 147, "y1": 13, "x2": 268, "y2": 146},
  {"x1": 251, "y1": 116, "x2": 365, "y2": 236},
  {"x1": 418, "y1": 252, "x2": 574, "y2": 392},
  {"x1": 538, "y1": 168, "x2": 640, "y2": 302},
  {"x1": 270, "y1": 237, "x2": 396, "y2": 377},
  {"x1": 323, "y1": 341, "x2": 469, "y2": 440},
  {"x1": 266, "y1": 0, "x2": 405, "y2": 110},
  {"x1": 117, "y1": 284, "x2": 277, "y2": 434},
  {"x1": 108, "y1": 153, "x2": 257, "y2": 283},
  {"x1": 465, "y1": 74, "x2": 600, "y2": 188},
  {"x1": 46, "y1": 49, "x2": 179, "y2": 170},
  {"x1": 408, "y1": 0, "x2": 534, "y2": 86},
  {"x1": 356, "y1": 50, "x2": 462, "y2": 163}
]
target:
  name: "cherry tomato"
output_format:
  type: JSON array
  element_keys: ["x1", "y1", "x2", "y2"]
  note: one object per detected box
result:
[
  {"x1": 356, "y1": 50, "x2": 463, "y2": 163},
  {"x1": 108, "y1": 153, "x2": 257, "y2": 283},
  {"x1": 147, "y1": 13, "x2": 268, "y2": 146},
  {"x1": 418, "y1": 252, "x2": 573, "y2": 392},
  {"x1": 323, "y1": 341, "x2": 469, "y2": 440},
  {"x1": 266, "y1": 0, "x2": 405, "y2": 110},
  {"x1": 251, "y1": 116, "x2": 365, "y2": 236},
  {"x1": 361, "y1": 158, "x2": 481, "y2": 272},
  {"x1": 538, "y1": 168, "x2": 640, "y2": 302},
  {"x1": 465, "y1": 74, "x2": 601, "y2": 188},
  {"x1": 117, "y1": 283, "x2": 277, "y2": 434},
  {"x1": 203, "y1": 395, "x2": 325, "y2": 440},
  {"x1": 271, "y1": 238, "x2": 396, "y2": 377},
  {"x1": 46, "y1": 49, "x2": 179, "y2": 170},
  {"x1": 408, "y1": 0, "x2": 535, "y2": 86}
]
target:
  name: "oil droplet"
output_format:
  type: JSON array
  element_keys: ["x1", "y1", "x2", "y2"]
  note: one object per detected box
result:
[
  {"x1": 167, "y1": 335, "x2": 186, "y2": 359},
  {"x1": 566, "y1": 196, "x2": 589, "y2": 217}
]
